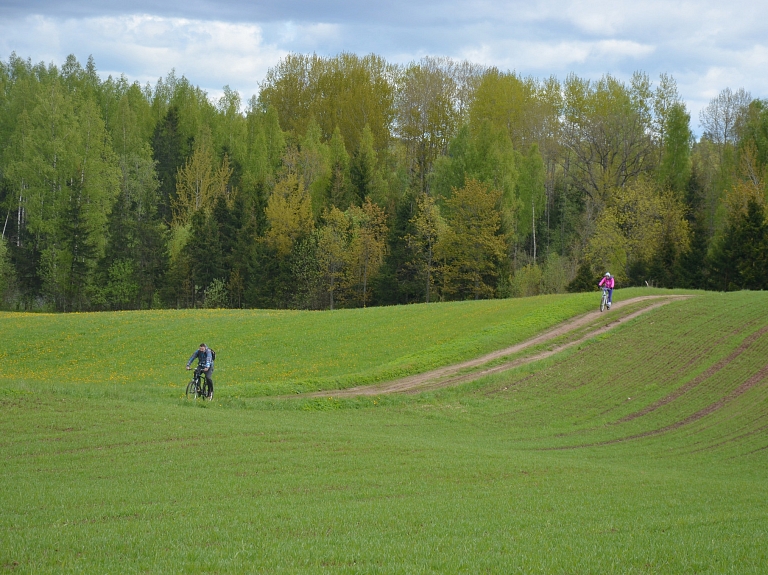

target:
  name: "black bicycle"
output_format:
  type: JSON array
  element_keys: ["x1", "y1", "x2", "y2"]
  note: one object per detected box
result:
[{"x1": 186, "y1": 366, "x2": 213, "y2": 400}]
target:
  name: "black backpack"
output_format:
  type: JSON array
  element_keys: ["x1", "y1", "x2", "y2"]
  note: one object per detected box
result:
[{"x1": 210, "y1": 348, "x2": 216, "y2": 361}]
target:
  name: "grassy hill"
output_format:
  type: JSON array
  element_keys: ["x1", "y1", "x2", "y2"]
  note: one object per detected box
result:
[
  {"x1": 1, "y1": 289, "x2": 609, "y2": 398},
  {"x1": 2, "y1": 289, "x2": 767, "y2": 573}
]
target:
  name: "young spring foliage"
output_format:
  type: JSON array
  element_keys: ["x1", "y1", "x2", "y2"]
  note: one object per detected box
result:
[{"x1": 0, "y1": 53, "x2": 767, "y2": 310}]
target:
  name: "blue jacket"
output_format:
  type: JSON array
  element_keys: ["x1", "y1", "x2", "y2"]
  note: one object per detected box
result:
[{"x1": 188, "y1": 348, "x2": 213, "y2": 369}]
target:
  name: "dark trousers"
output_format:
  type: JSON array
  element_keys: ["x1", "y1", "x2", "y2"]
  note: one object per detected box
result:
[
  {"x1": 203, "y1": 366, "x2": 213, "y2": 393},
  {"x1": 203, "y1": 366, "x2": 214, "y2": 394}
]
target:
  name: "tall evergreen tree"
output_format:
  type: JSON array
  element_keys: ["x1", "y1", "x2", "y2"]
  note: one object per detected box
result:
[
  {"x1": 350, "y1": 124, "x2": 385, "y2": 205},
  {"x1": 734, "y1": 199, "x2": 768, "y2": 289},
  {"x1": 60, "y1": 187, "x2": 98, "y2": 311},
  {"x1": 184, "y1": 208, "x2": 225, "y2": 306},
  {"x1": 100, "y1": 149, "x2": 167, "y2": 309},
  {"x1": 372, "y1": 190, "x2": 420, "y2": 305},
  {"x1": 326, "y1": 127, "x2": 353, "y2": 209},
  {"x1": 709, "y1": 198, "x2": 768, "y2": 291},
  {"x1": 152, "y1": 105, "x2": 185, "y2": 222}
]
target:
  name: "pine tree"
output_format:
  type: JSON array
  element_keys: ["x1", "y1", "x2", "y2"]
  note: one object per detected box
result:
[
  {"x1": 677, "y1": 219, "x2": 708, "y2": 289},
  {"x1": 349, "y1": 125, "x2": 386, "y2": 206},
  {"x1": 326, "y1": 127, "x2": 353, "y2": 209},
  {"x1": 735, "y1": 199, "x2": 768, "y2": 289},
  {"x1": 372, "y1": 190, "x2": 420, "y2": 305},
  {"x1": 567, "y1": 261, "x2": 598, "y2": 293},
  {"x1": 183, "y1": 209, "x2": 225, "y2": 306},
  {"x1": 100, "y1": 149, "x2": 167, "y2": 309},
  {"x1": 60, "y1": 187, "x2": 98, "y2": 311},
  {"x1": 708, "y1": 198, "x2": 768, "y2": 291},
  {"x1": 152, "y1": 105, "x2": 185, "y2": 222}
]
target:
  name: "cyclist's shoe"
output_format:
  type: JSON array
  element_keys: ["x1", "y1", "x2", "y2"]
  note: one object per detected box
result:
[{"x1": 607, "y1": 303, "x2": 611, "y2": 309}]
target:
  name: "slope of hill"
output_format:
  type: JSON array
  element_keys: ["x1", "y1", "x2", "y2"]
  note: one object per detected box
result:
[
  {"x1": 2, "y1": 289, "x2": 767, "y2": 573},
  {"x1": 459, "y1": 290, "x2": 768, "y2": 460},
  {"x1": 0, "y1": 289, "x2": 618, "y2": 397}
]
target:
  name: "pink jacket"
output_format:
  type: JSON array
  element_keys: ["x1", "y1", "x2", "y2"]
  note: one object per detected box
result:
[{"x1": 599, "y1": 276, "x2": 615, "y2": 289}]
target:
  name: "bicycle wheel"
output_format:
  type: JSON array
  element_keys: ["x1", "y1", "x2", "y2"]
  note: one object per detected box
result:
[
  {"x1": 202, "y1": 380, "x2": 213, "y2": 401},
  {"x1": 186, "y1": 379, "x2": 198, "y2": 399},
  {"x1": 600, "y1": 293, "x2": 606, "y2": 312}
]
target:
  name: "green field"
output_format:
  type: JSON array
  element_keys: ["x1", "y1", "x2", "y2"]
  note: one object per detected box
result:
[
  {"x1": 1, "y1": 289, "x2": 611, "y2": 398},
  {"x1": 2, "y1": 289, "x2": 768, "y2": 573}
]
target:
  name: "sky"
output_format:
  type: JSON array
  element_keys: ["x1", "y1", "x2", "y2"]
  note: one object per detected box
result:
[{"x1": 1, "y1": 0, "x2": 765, "y2": 130}]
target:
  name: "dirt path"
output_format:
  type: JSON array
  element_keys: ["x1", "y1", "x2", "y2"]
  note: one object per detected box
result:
[{"x1": 308, "y1": 295, "x2": 692, "y2": 398}]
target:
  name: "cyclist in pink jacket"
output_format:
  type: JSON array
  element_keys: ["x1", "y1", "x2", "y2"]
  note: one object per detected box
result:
[{"x1": 599, "y1": 272, "x2": 615, "y2": 309}]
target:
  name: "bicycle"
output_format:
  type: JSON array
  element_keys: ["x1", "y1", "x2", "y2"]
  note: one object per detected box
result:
[
  {"x1": 600, "y1": 287, "x2": 610, "y2": 312},
  {"x1": 186, "y1": 365, "x2": 213, "y2": 400}
]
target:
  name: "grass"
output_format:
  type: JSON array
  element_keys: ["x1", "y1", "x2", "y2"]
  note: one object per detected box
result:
[
  {"x1": 0, "y1": 289, "x2": 626, "y2": 398},
  {"x1": 2, "y1": 288, "x2": 767, "y2": 573}
]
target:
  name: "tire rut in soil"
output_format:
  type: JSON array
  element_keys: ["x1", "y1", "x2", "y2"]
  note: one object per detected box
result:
[{"x1": 304, "y1": 295, "x2": 692, "y2": 398}]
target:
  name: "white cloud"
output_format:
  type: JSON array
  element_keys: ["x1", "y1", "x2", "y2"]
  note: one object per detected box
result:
[
  {"x1": 0, "y1": 1, "x2": 765, "y2": 133},
  {"x1": 275, "y1": 22, "x2": 341, "y2": 45},
  {"x1": 678, "y1": 40, "x2": 768, "y2": 130},
  {"x1": 0, "y1": 14, "x2": 288, "y2": 101},
  {"x1": 460, "y1": 38, "x2": 654, "y2": 75}
]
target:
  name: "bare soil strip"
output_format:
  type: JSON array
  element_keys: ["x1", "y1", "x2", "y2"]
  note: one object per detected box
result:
[
  {"x1": 556, "y1": 362, "x2": 768, "y2": 450},
  {"x1": 618, "y1": 324, "x2": 768, "y2": 422},
  {"x1": 308, "y1": 295, "x2": 691, "y2": 398},
  {"x1": 548, "y1": 328, "x2": 768, "y2": 450}
]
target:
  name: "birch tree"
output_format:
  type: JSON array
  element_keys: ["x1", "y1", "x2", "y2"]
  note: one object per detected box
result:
[
  {"x1": 316, "y1": 206, "x2": 349, "y2": 310},
  {"x1": 347, "y1": 198, "x2": 388, "y2": 306},
  {"x1": 406, "y1": 191, "x2": 446, "y2": 302}
]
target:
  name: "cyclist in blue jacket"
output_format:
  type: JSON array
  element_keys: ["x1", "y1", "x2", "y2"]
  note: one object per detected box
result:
[{"x1": 187, "y1": 343, "x2": 214, "y2": 399}]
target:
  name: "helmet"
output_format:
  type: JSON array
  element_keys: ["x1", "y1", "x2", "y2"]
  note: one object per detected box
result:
[{"x1": 604, "y1": 272, "x2": 611, "y2": 277}]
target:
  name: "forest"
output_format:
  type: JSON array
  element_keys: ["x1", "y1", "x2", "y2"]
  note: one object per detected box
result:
[{"x1": 0, "y1": 52, "x2": 766, "y2": 311}]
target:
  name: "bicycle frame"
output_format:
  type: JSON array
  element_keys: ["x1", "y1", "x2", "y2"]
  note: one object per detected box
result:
[
  {"x1": 600, "y1": 287, "x2": 610, "y2": 312},
  {"x1": 186, "y1": 365, "x2": 211, "y2": 399},
  {"x1": 193, "y1": 366, "x2": 204, "y2": 387}
]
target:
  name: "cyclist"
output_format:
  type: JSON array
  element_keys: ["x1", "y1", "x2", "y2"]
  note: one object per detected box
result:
[
  {"x1": 186, "y1": 343, "x2": 214, "y2": 399},
  {"x1": 599, "y1": 272, "x2": 615, "y2": 309}
]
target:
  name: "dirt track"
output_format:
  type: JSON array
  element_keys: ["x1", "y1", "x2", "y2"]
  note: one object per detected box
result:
[{"x1": 308, "y1": 295, "x2": 692, "y2": 398}]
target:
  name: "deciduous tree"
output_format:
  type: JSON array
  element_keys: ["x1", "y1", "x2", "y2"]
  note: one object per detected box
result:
[
  {"x1": 316, "y1": 206, "x2": 349, "y2": 310},
  {"x1": 264, "y1": 174, "x2": 314, "y2": 257},
  {"x1": 405, "y1": 192, "x2": 446, "y2": 303},
  {"x1": 346, "y1": 198, "x2": 388, "y2": 306},
  {"x1": 585, "y1": 179, "x2": 689, "y2": 283},
  {"x1": 396, "y1": 58, "x2": 458, "y2": 193},
  {"x1": 173, "y1": 128, "x2": 232, "y2": 225},
  {"x1": 438, "y1": 178, "x2": 506, "y2": 299}
]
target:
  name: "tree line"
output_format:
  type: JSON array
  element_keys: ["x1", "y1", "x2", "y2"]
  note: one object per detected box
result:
[{"x1": 0, "y1": 52, "x2": 766, "y2": 311}]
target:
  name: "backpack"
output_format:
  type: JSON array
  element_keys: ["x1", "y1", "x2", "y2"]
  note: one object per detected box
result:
[{"x1": 210, "y1": 348, "x2": 216, "y2": 362}]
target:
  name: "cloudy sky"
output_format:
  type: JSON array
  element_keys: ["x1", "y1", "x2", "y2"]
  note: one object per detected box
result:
[{"x1": 1, "y1": 0, "x2": 765, "y2": 128}]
